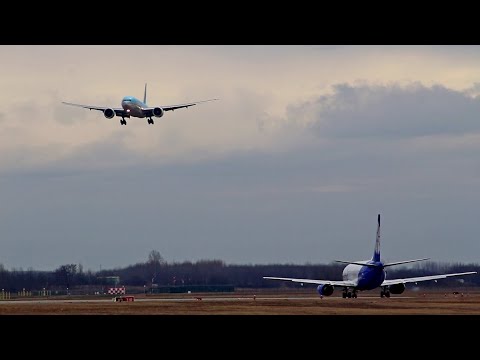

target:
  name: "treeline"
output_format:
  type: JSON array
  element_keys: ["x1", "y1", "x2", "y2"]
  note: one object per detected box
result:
[{"x1": 0, "y1": 251, "x2": 478, "y2": 292}]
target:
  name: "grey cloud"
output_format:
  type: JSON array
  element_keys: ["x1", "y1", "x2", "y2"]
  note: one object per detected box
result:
[
  {"x1": 463, "y1": 82, "x2": 480, "y2": 97},
  {"x1": 287, "y1": 82, "x2": 480, "y2": 139},
  {"x1": 42, "y1": 131, "x2": 140, "y2": 171},
  {"x1": 11, "y1": 102, "x2": 42, "y2": 124},
  {"x1": 53, "y1": 102, "x2": 87, "y2": 125},
  {"x1": 4, "y1": 46, "x2": 480, "y2": 270},
  {"x1": 2, "y1": 98, "x2": 86, "y2": 125},
  {"x1": 0, "y1": 126, "x2": 136, "y2": 176},
  {"x1": 2, "y1": 144, "x2": 480, "y2": 270},
  {"x1": 309, "y1": 45, "x2": 347, "y2": 51}
]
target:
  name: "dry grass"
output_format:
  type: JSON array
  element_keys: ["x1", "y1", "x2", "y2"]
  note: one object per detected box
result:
[{"x1": 1, "y1": 288, "x2": 479, "y2": 315}]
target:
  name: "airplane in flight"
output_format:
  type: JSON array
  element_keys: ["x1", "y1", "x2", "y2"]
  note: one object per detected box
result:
[
  {"x1": 62, "y1": 84, "x2": 218, "y2": 125},
  {"x1": 264, "y1": 214, "x2": 477, "y2": 298}
]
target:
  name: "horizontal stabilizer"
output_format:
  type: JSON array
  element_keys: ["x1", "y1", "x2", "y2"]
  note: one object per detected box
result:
[
  {"x1": 334, "y1": 260, "x2": 380, "y2": 268},
  {"x1": 383, "y1": 258, "x2": 429, "y2": 267}
]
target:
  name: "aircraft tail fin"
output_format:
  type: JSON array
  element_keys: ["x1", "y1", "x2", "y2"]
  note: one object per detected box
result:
[
  {"x1": 143, "y1": 83, "x2": 147, "y2": 104},
  {"x1": 372, "y1": 214, "x2": 381, "y2": 262}
]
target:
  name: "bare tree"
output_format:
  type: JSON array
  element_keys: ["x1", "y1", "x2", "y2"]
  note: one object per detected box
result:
[
  {"x1": 147, "y1": 250, "x2": 165, "y2": 285},
  {"x1": 148, "y1": 250, "x2": 164, "y2": 264},
  {"x1": 55, "y1": 264, "x2": 77, "y2": 290}
]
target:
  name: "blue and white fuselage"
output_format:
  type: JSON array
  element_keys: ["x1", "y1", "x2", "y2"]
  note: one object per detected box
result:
[
  {"x1": 121, "y1": 96, "x2": 149, "y2": 118},
  {"x1": 342, "y1": 261, "x2": 385, "y2": 291}
]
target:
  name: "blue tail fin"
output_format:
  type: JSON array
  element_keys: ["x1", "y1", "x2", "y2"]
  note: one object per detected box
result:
[
  {"x1": 143, "y1": 83, "x2": 147, "y2": 104},
  {"x1": 372, "y1": 214, "x2": 381, "y2": 262}
]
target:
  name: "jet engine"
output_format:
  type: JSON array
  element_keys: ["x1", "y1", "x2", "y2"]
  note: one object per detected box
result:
[
  {"x1": 317, "y1": 284, "x2": 334, "y2": 297},
  {"x1": 153, "y1": 107, "x2": 164, "y2": 117},
  {"x1": 389, "y1": 283, "x2": 406, "y2": 294},
  {"x1": 104, "y1": 108, "x2": 115, "y2": 119}
]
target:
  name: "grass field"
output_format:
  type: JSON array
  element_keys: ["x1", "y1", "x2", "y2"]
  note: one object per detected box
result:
[{"x1": 0, "y1": 288, "x2": 479, "y2": 314}]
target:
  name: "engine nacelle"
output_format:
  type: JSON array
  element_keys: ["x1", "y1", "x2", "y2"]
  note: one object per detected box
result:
[
  {"x1": 389, "y1": 283, "x2": 406, "y2": 294},
  {"x1": 153, "y1": 107, "x2": 164, "y2": 117},
  {"x1": 317, "y1": 284, "x2": 334, "y2": 297},
  {"x1": 104, "y1": 108, "x2": 115, "y2": 119}
]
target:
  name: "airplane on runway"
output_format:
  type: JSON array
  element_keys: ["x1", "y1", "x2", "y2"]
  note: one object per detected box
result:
[
  {"x1": 62, "y1": 84, "x2": 218, "y2": 125},
  {"x1": 264, "y1": 214, "x2": 477, "y2": 298}
]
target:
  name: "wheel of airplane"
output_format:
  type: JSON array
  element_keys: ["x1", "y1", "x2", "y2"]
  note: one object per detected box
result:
[
  {"x1": 385, "y1": 292, "x2": 390, "y2": 298},
  {"x1": 342, "y1": 292, "x2": 347, "y2": 299}
]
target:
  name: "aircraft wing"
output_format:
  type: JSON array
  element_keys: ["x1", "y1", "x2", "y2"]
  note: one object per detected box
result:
[
  {"x1": 263, "y1": 276, "x2": 356, "y2": 287},
  {"x1": 148, "y1": 98, "x2": 219, "y2": 112},
  {"x1": 62, "y1": 102, "x2": 126, "y2": 116},
  {"x1": 381, "y1": 271, "x2": 477, "y2": 286}
]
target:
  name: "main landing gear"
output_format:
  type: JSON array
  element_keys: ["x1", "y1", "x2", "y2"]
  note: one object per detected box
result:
[
  {"x1": 120, "y1": 118, "x2": 127, "y2": 125},
  {"x1": 380, "y1": 286, "x2": 390, "y2": 298},
  {"x1": 342, "y1": 288, "x2": 358, "y2": 298},
  {"x1": 147, "y1": 117, "x2": 154, "y2": 125}
]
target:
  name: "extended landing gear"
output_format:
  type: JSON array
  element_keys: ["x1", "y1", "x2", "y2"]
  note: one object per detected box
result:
[
  {"x1": 380, "y1": 287, "x2": 391, "y2": 298},
  {"x1": 147, "y1": 117, "x2": 154, "y2": 125},
  {"x1": 342, "y1": 288, "x2": 358, "y2": 298},
  {"x1": 120, "y1": 118, "x2": 127, "y2": 126}
]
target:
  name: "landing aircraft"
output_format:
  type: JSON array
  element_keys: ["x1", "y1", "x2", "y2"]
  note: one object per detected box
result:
[
  {"x1": 264, "y1": 214, "x2": 477, "y2": 298},
  {"x1": 62, "y1": 84, "x2": 218, "y2": 125}
]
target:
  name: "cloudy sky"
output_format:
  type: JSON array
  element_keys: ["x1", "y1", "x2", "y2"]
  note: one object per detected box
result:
[{"x1": 1, "y1": 45, "x2": 480, "y2": 271}]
